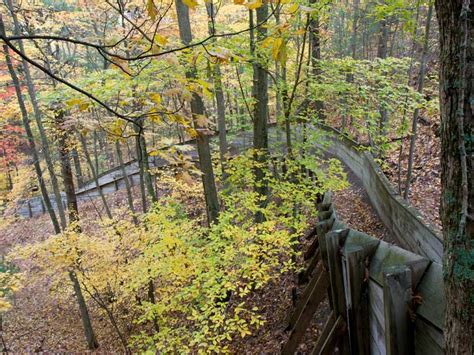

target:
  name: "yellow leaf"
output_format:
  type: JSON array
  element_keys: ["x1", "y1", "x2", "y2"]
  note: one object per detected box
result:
[
  {"x1": 287, "y1": 3, "x2": 299, "y2": 13},
  {"x1": 234, "y1": 0, "x2": 245, "y2": 3},
  {"x1": 150, "y1": 93, "x2": 162, "y2": 105},
  {"x1": 272, "y1": 37, "x2": 283, "y2": 61},
  {"x1": 154, "y1": 34, "x2": 168, "y2": 46},
  {"x1": 245, "y1": 0, "x2": 262, "y2": 10},
  {"x1": 146, "y1": 0, "x2": 158, "y2": 20},
  {"x1": 182, "y1": 0, "x2": 198, "y2": 9},
  {"x1": 65, "y1": 98, "x2": 83, "y2": 108},
  {"x1": 261, "y1": 37, "x2": 274, "y2": 48}
]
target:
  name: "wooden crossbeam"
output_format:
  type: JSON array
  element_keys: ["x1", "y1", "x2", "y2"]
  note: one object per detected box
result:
[
  {"x1": 282, "y1": 269, "x2": 330, "y2": 355},
  {"x1": 311, "y1": 315, "x2": 346, "y2": 355}
]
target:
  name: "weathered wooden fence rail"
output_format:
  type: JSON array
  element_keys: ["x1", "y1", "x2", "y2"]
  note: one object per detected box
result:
[
  {"x1": 310, "y1": 124, "x2": 443, "y2": 263},
  {"x1": 283, "y1": 192, "x2": 445, "y2": 354}
]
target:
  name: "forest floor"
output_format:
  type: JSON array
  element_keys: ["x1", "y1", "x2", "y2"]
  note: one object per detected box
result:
[
  {"x1": 0, "y1": 155, "x2": 395, "y2": 352},
  {"x1": 383, "y1": 115, "x2": 441, "y2": 232},
  {"x1": 0, "y1": 119, "x2": 440, "y2": 351}
]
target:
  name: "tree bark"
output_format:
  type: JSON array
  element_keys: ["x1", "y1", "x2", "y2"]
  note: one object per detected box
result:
[
  {"x1": 404, "y1": 4, "x2": 433, "y2": 200},
  {"x1": 1, "y1": 18, "x2": 61, "y2": 234},
  {"x1": 4, "y1": 0, "x2": 68, "y2": 229},
  {"x1": 377, "y1": 12, "x2": 390, "y2": 139},
  {"x1": 206, "y1": 1, "x2": 228, "y2": 177},
  {"x1": 174, "y1": 0, "x2": 220, "y2": 225},
  {"x1": 115, "y1": 141, "x2": 138, "y2": 224},
  {"x1": 55, "y1": 111, "x2": 99, "y2": 350},
  {"x1": 78, "y1": 133, "x2": 113, "y2": 219},
  {"x1": 71, "y1": 148, "x2": 84, "y2": 187},
  {"x1": 435, "y1": 1, "x2": 473, "y2": 354},
  {"x1": 252, "y1": 1, "x2": 270, "y2": 222}
]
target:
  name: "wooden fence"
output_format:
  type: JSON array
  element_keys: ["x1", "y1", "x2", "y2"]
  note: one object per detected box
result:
[
  {"x1": 311, "y1": 124, "x2": 443, "y2": 264},
  {"x1": 282, "y1": 192, "x2": 445, "y2": 354}
]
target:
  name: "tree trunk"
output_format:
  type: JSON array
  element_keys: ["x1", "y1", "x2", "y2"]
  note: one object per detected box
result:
[
  {"x1": 309, "y1": 4, "x2": 325, "y2": 121},
  {"x1": 435, "y1": 1, "x2": 473, "y2": 354},
  {"x1": 56, "y1": 111, "x2": 80, "y2": 225},
  {"x1": 137, "y1": 121, "x2": 157, "y2": 203},
  {"x1": 134, "y1": 132, "x2": 147, "y2": 213},
  {"x1": 404, "y1": 4, "x2": 433, "y2": 200},
  {"x1": 1, "y1": 19, "x2": 61, "y2": 234},
  {"x1": 78, "y1": 133, "x2": 113, "y2": 219},
  {"x1": 377, "y1": 8, "x2": 390, "y2": 141},
  {"x1": 69, "y1": 271, "x2": 99, "y2": 350},
  {"x1": 350, "y1": 0, "x2": 360, "y2": 59},
  {"x1": 115, "y1": 141, "x2": 138, "y2": 225},
  {"x1": 174, "y1": 0, "x2": 220, "y2": 225},
  {"x1": 252, "y1": 1, "x2": 270, "y2": 222},
  {"x1": 206, "y1": 2, "x2": 228, "y2": 177},
  {"x1": 55, "y1": 111, "x2": 99, "y2": 350},
  {"x1": 4, "y1": 0, "x2": 68, "y2": 229},
  {"x1": 71, "y1": 148, "x2": 84, "y2": 187}
]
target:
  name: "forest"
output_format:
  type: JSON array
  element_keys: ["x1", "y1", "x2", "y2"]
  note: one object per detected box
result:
[{"x1": 0, "y1": 0, "x2": 472, "y2": 353}]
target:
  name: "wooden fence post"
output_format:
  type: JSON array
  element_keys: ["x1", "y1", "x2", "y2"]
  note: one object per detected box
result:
[
  {"x1": 326, "y1": 229, "x2": 349, "y2": 316},
  {"x1": 343, "y1": 245, "x2": 370, "y2": 354},
  {"x1": 325, "y1": 229, "x2": 350, "y2": 354},
  {"x1": 383, "y1": 265, "x2": 414, "y2": 355}
]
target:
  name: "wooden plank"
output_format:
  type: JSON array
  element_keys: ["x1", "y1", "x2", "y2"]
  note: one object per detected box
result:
[
  {"x1": 370, "y1": 240, "x2": 429, "y2": 288},
  {"x1": 414, "y1": 317, "x2": 444, "y2": 354},
  {"x1": 304, "y1": 236, "x2": 320, "y2": 260},
  {"x1": 325, "y1": 229, "x2": 350, "y2": 354},
  {"x1": 326, "y1": 229, "x2": 349, "y2": 316},
  {"x1": 299, "y1": 248, "x2": 321, "y2": 285},
  {"x1": 311, "y1": 315, "x2": 346, "y2": 355},
  {"x1": 310, "y1": 312, "x2": 336, "y2": 355},
  {"x1": 287, "y1": 263, "x2": 323, "y2": 331},
  {"x1": 369, "y1": 280, "x2": 386, "y2": 355},
  {"x1": 415, "y1": 262, "x2": 445, "y2": 331},
  {"x1": 383, "y1": 265, "x2": 414, "y2": 355},
  {"x1": 342, "y1": 245, "x2": 370, "y2": 355},
  {"x1": 282, "y1": 271, "x2": 330, "y2": 355}
]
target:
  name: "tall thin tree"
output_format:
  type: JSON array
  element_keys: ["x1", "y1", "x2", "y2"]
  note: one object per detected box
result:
[{"x1": 174, "y1": 0, "x2": 220, "y2": 225}]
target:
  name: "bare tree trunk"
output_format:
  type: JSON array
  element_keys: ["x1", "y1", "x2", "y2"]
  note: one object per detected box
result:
[
  {"x1": 397, "y1": 0, "x2": 422, "y2": 194},
  {"x1": 377, "y1": 13, "x2": 390, "y2": 140},
  {"x1": 350, "y1": 0, "x2": 360, "y2": 59},
  {"x1": 78, "y1": 133, "x2": 113, "y2": 219},
  {"x1": 1, "y1": 19, "x2": 61, "y2": 234},
  {"x1": 71, "y1": 148, "x2": 84, "y2": 187},
  {"x1": 404, "y1": 4, "x2": 433, "y2": 200},
  {"x1": 435, "y1": 1, "x2": 473, "y2": 353},
  {"x1": 69, "y1": 271, "x2": 99, "y2": 350},
  {"x1": 115, "y1": 141, "x2": 138, "y2": 225},
  {"x1": 5, "y1": 0, "x2": 67, "y2": 229},
  {"x1": 206, "y1": 1, "x2": 228, "y2": 177},
  {"x1": 309, "y1": 2, "x2": 325, "y2": 121},
  {"x1": 55, "y1": 110, "x2": 99, "y2": 350},
  {"x1": 136, "y1": 120, "x2": 157, "y2": 204},
  {"x1": 134, "y1": 125, "x2": 148, "y2": 213},
  {"x1": 252, "y1": 1, "x2": 270, "y2": 222},
  {"x1": 175, "y1": 0, "x2": 220, "y2": 225}
]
